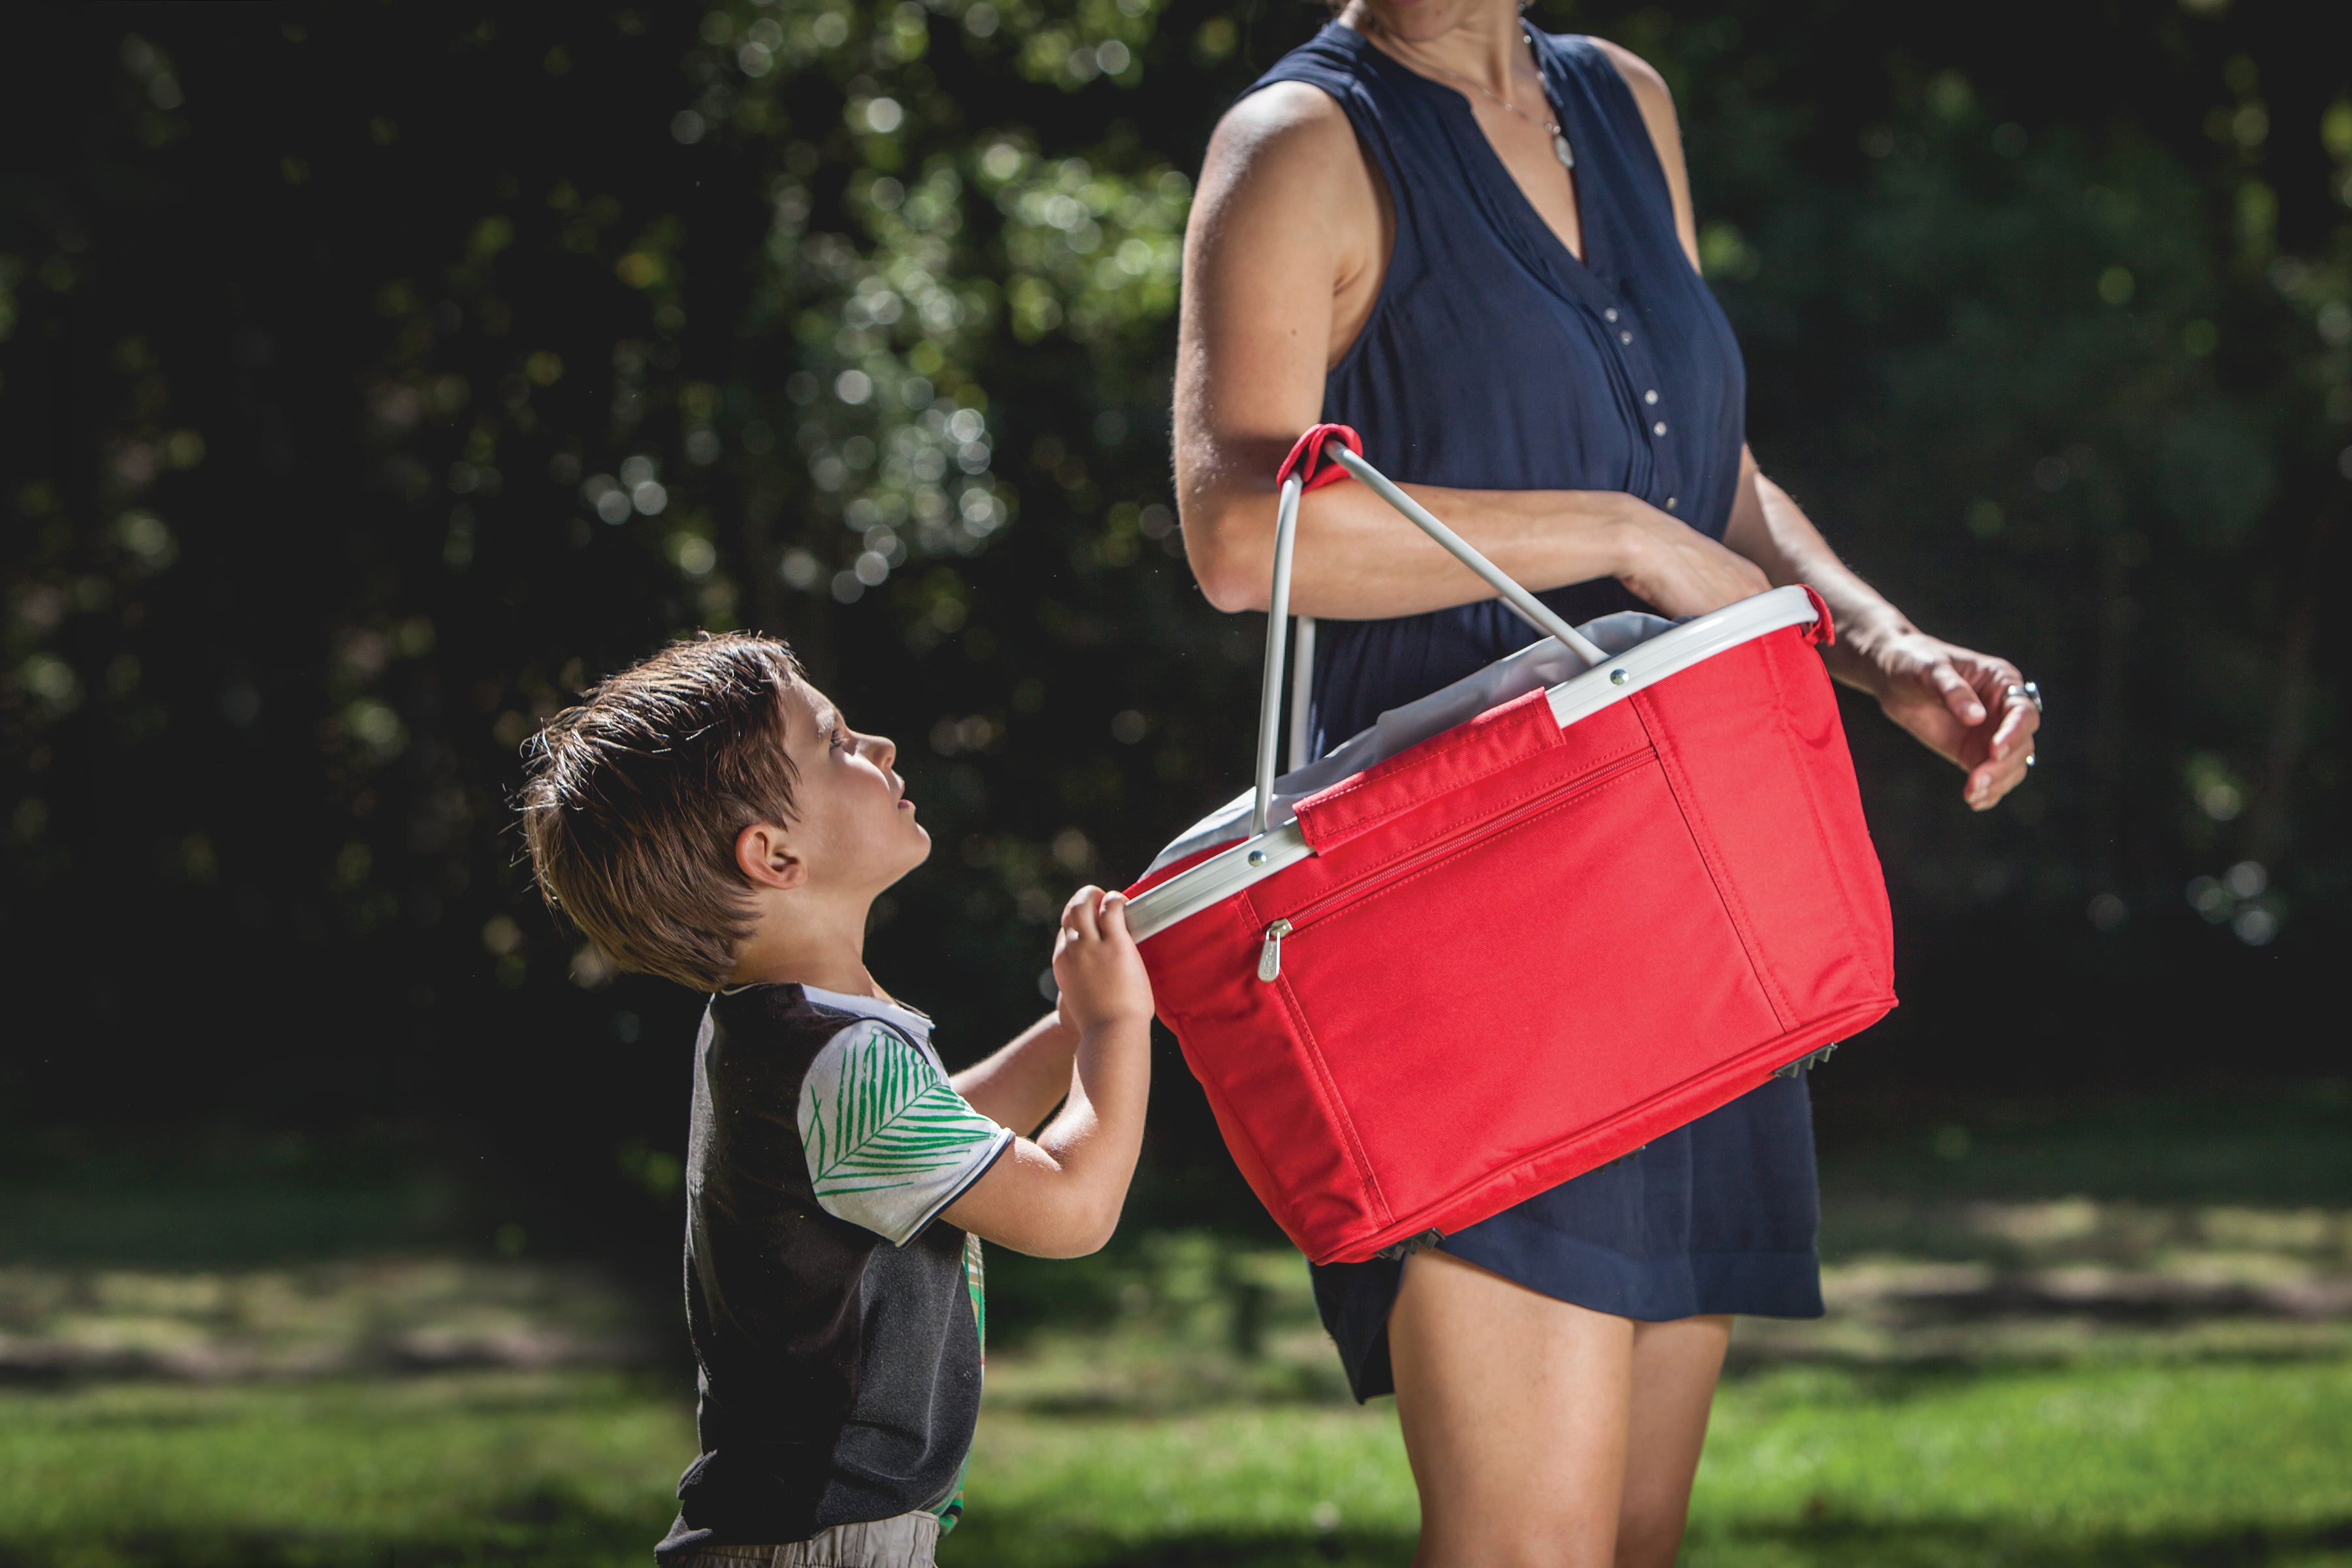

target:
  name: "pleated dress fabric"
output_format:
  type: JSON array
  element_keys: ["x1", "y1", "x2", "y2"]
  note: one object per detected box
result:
[{"x1": 1245, "y1": 23, "x2": 1825, "y2": 1402}]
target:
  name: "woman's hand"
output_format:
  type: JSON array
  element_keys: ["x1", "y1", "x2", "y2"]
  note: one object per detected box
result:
[
  {"x1": 1723, "y1": 458, "x2": 2042, "y2": 814},
  {"x1": 1863, "y1": 630, "x2": 2041, "y2": 811},
  {"x1": 1614, "y1": 501, "x2": 1770, "y2": 618}
]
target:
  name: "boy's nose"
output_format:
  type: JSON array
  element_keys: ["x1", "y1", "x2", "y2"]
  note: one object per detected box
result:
[{"x1": 863, "y1": 732, "x2": 897, "y2": 771}]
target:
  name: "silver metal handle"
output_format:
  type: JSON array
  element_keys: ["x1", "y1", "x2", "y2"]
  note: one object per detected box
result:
[
  {"x1": 1328, "y1": 446, "x2": 1610, "y2": 667},
  {"x1": 1247, "y1": 446, "x2": 1611, "y2": 839},
  {"x1": 1252, "y1": 474, "x2": 1307, "y2": 836},
  {"x1": 1288, "y1": 613, "x2": 1317, "y2": 772}
]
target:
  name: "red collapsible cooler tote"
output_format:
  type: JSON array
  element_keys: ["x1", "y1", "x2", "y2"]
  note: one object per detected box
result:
[{"x1": 1122, "y1": 425, "x2": 1896, "y2": 1266}]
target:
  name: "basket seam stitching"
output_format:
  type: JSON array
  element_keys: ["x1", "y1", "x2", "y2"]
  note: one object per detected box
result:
[
  {"x1": 1297, "y1": 696, "x2": 1562, "y2": 837},
  {"x1": 1239, "y1": 885, "x2": 1393, "y2": 1228},
  {"x1": 1277, "y1": 981, "x2": 1394, "y2": 1228},
  {"x1": 1313, "y1": 689, "x2": 1550, "y2": 789},
  {"x1": 1305, "y1": 738, "x2": 1650, "y2": 872},
  {"x1": 1221, "y1": 886, "x2": 1307, "y2": 1241},
  {"x1": 1345, "y1": 996, "x2": 1895, "y2": 1257},
  {"x1": 1287, "y1": 762, "x2": 1656, "y2": 939},
  {"x1": 1761, "y1": 634, "x2": 1888, "y2": 996},
  {"x1": 1333, "y1": 745, "x2": 1648, "y2": 881},
  {"x1": 1632, "y1": 689, "x2": 1795, "y2": 1029}
]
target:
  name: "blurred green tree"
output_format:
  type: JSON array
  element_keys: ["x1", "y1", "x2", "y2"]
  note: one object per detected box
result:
[{"x1": 0, "y1": 1, "x2": 2345, "y2": 1216}]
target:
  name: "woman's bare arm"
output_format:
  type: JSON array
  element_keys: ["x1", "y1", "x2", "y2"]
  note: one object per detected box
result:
[
  {"x1": 1173, "y1": 80, "x2": 1765, "y2": 621},
  {"x1": 1724, "y1": 453, "x2": 2040, "y2": 809},
  {"x1": 1603, "y1": 46, "x2": 2042, "y2": 811},
  {"x1": 1721, "y1": 449, "x2": 1910, "y2": 685}
]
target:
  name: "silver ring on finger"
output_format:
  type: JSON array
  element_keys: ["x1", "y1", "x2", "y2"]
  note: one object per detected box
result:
[{"x1": 2005, "y1": 681, "x2": 2044, "y2": 713}]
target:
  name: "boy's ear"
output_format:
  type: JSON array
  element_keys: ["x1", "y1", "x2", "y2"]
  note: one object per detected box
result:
[{"x1": 734, "y1": 822, "x2": 808, "y2": 892}]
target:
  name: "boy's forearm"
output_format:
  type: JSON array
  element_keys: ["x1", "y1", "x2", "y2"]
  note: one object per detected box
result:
[
  {"x1": 1031, "y1": 1019, "x2": 1151, "y2": 1246},
  {"x1": 941, "y1": 889, "x2": 1156, "y2": 1256},
  {"x1": 945, "y1": 1017, "x2": 1149, "y2": 1257},
  {"x1": 951, "y1": 1011, "x2": 1079, "y2": 1135}
]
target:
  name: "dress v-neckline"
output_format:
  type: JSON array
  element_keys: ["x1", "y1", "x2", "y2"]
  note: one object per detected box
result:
[{"x1": 1354, "y1": 25, "x2": 1601, "y2": 282}]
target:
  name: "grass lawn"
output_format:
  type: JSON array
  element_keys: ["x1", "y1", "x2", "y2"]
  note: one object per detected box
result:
[
  {"x1": 0, "y1": 1372, "x2": 686, "y2": 1568},
  {"x1": 956, "y1": 1358, "x2": 2352, "y2": 1567},
  {"x1": 3, "y1": 1358, "x2": 2345, "y2": 1567},
  {"x1": 2, "y1": 1090, "x2": 2346, "y2": 1566}
]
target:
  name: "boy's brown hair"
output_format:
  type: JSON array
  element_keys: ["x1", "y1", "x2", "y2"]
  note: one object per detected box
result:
[{"x1": 519, "y1": 632, "x2": 804, "y2": 991}]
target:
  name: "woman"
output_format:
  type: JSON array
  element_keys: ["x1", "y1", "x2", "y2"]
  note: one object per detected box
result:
[{"x1": 1172, "y1": 1, "x2": 2040, "y2": 1562}]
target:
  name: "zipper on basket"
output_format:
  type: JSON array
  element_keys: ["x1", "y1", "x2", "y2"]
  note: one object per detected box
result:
[
  {"x1": 1252, "y1": 750, "x2": 1649, "y2": 984},
  {"x1": 1257, "y1": 919, "x2": 1293, "y2": 981}
]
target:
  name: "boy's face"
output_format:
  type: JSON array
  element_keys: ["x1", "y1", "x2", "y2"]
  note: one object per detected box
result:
[{"x1": 773, "y1": 678, "x2": 931, "y2": 894}]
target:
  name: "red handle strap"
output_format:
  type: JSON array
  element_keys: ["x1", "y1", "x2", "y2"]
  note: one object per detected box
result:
[
  {"x1": 1799, "y1": 585, "x2": 1837, "y2": 648},
  {"x1": 1275, "y1": 423, "x2": 1363, "y2": 492}
]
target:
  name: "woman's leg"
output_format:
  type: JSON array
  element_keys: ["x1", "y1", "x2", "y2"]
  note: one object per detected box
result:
[
  {"x1": 1614, "y1": 1315, "x2": 1732, "y2": 1568},
  {"x1": 1388, "y1": 1249, "x2": 1733, "y2": 1568},
  {"x1": 1388, "y1": 1247, "x2": 1636, "y2": 1567}
]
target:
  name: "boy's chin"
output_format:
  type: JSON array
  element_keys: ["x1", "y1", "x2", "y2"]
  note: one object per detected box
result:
[{"x1": 855, "y1": 826, "x2": 930, "y2": 894}]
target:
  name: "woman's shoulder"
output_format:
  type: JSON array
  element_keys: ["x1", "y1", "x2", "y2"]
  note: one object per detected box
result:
[
  {"x1": 1209, "y1": 48, "x2": 1364, "y2": 186},
  {"x1": 1218, "y1": 20, "x2": 1407, "y2": 166},
  {"x1": 1196, "y1": 76, "x2": 1381, "y2": 269},
  {"x1": 1243, "y1": 19, "x2": 1377, "y2": 95},
  {"x1": 1536, "y1": 30, "x2": 1676, "y2": 120},
  {"x1": 1216, "y1": 75, "x2": 1352, "y2": 150}
]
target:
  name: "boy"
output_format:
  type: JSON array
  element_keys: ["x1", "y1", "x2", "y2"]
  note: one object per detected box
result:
[{"x1": 520, "y1": 632, "x2": 1152, "y2": 1568}]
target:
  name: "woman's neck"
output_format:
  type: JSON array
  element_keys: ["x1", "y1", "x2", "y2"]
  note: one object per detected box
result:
[{"x1": 1342, "y1": 0, "x2": 1535, "y2": 99}]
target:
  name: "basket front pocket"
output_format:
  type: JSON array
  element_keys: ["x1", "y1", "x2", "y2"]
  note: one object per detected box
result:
[{"x1": 1270, "y1": 749, "x2": 1788, "y2": 1235}]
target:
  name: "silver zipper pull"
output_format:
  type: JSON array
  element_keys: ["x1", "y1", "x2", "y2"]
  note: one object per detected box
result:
[{"x1": 1257, "y1": 919, "x2": 1293, "y2": 983}]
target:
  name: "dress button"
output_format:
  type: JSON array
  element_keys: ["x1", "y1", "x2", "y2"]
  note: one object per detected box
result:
[
  {"x1": 1665, "y1": 497, "x2": 1678, "y2": 510},
  {"x1": 1653, "y1": 421, "x2": 1668, "y2": 436},
  {"x1": 1604, "y1": 308, "x2": 1619, "y2": 321},
  {"x1": 1619, "y1": 331, "x2": 1632, "y2": 344},
  {"x1": 1644, "y1": 389, "x2": 1658, "y2": 405}
]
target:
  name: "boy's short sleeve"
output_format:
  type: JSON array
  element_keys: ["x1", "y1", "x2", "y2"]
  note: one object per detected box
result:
[{"x1": 796, "y1": 1019, "x2": 1013, "y2": 1247}]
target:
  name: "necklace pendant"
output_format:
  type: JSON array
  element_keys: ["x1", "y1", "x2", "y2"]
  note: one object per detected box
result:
[{"x1": 1553, "y1": 133, "x2": 1575, "y2": 169}]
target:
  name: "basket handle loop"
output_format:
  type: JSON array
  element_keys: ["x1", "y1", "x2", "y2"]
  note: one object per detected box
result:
[
  {"x1": 1250, "y1": 426, "x2": 1613, "y2": 838},
  {"x1": 1276, "y1": 423, "x2": 1364, "y2": 492}
]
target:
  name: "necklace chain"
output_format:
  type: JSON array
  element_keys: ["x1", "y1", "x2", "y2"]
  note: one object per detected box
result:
[{"x1": 1385, "y1": 27, "x2": 1575, "y2": 167}]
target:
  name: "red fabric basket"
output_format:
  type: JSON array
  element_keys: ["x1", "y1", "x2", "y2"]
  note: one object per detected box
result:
[{"x1": 1122, "y1": 427, "x2": 1895, "y2": 1266}]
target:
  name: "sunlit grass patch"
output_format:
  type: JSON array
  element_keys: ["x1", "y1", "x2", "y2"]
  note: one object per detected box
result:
[
  {"x1": 950, "y1": 1405, "x2": 1415, "y2": 1567},
  {"x1": 1690, "y1": 1357, "x2": 2352, "y2": 1567},
  {"x1": 2, "y1": 1341, "x2": 2347, "y2": 1567},
  {"x1": 951, "y1": 1356, "x2": 2352, "y2": 1567},
  {"x1": 0, "y1": 1371, "x2": 689, "y2": 1567}
]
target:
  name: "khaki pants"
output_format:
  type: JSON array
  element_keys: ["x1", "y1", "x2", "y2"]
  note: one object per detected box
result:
[{"x1": 674, "y1": 1511, "x2": 939, "y2": 1568}]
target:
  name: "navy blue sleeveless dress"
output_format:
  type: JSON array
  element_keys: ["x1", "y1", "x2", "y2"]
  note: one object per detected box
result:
[{"x1": 1245, "y1": 24, "x2": 1825, "y2": 1403}]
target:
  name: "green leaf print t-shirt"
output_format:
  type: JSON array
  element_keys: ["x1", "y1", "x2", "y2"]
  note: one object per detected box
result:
[{"x1": 655, "y1": 985, "x2": 1011, "y2": 1566}]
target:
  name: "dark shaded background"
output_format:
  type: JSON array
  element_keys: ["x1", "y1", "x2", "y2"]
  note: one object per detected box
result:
[{"x1": 3, "y1": 0, "x2": 2347, "y2": 1268}]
